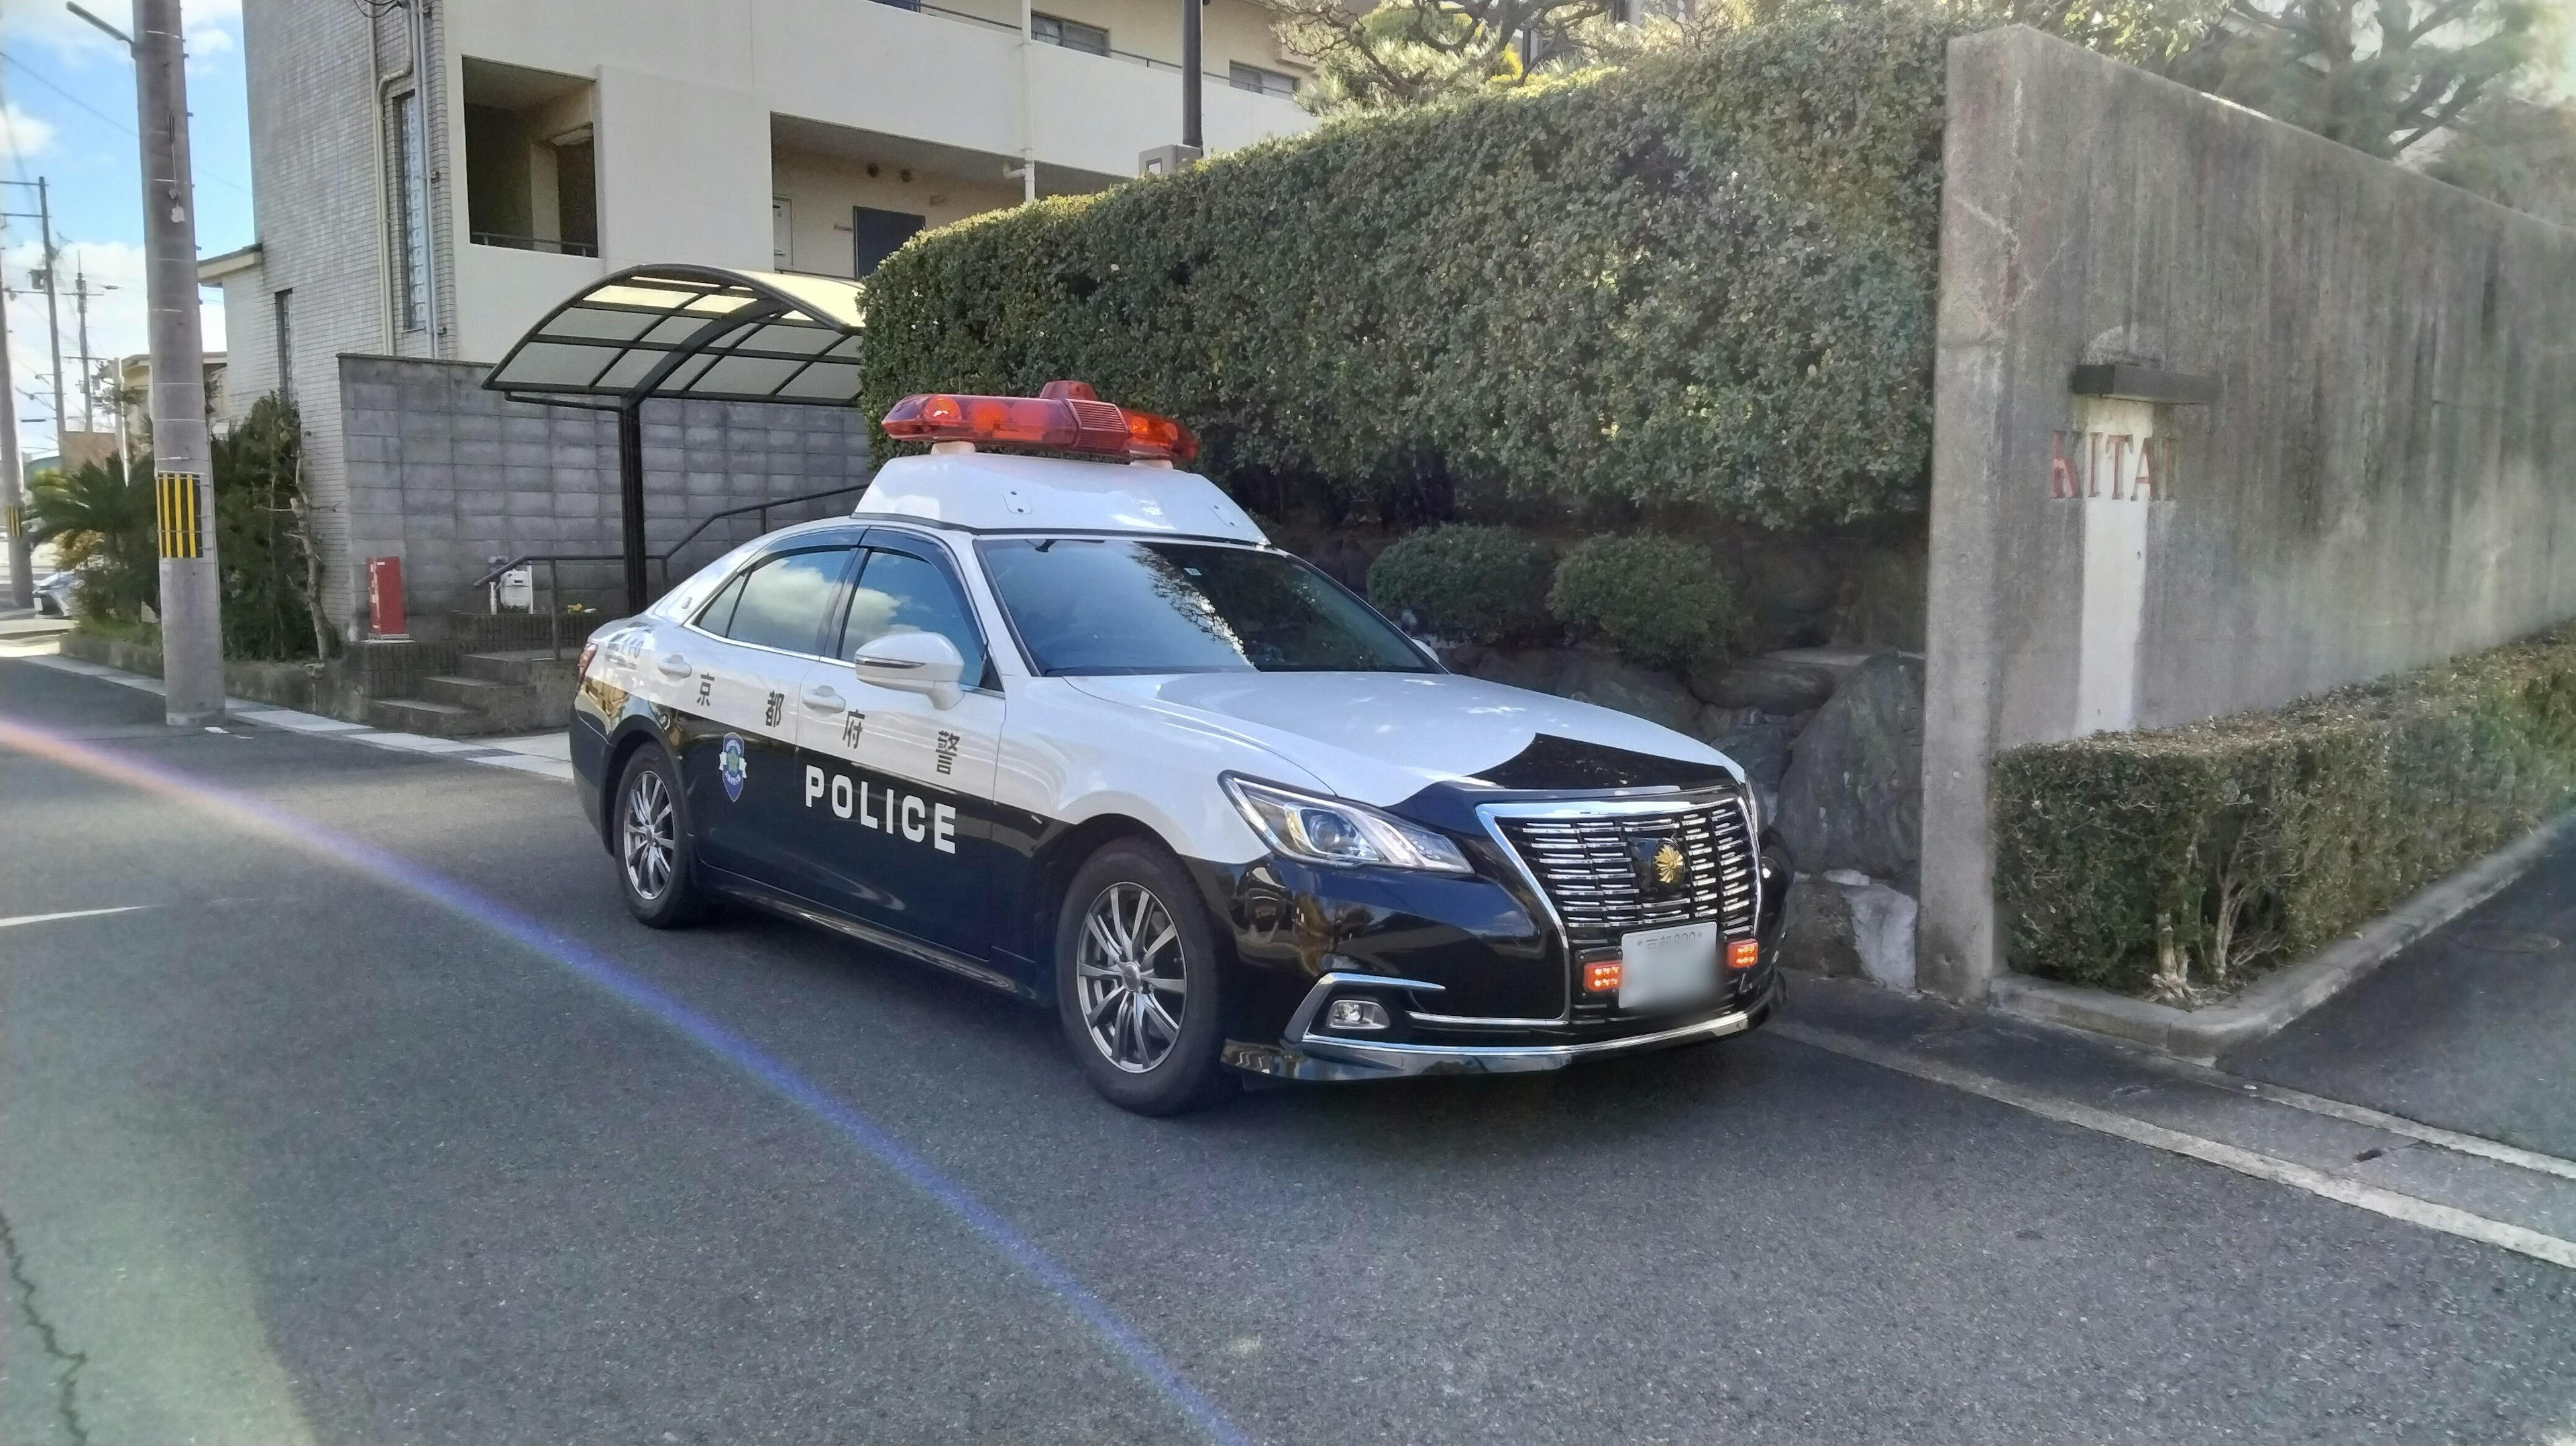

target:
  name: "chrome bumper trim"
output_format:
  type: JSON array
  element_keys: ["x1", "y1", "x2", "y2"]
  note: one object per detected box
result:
[{"x1": 1223, "y1": 989, "x2": 1770, "y2": 1082}]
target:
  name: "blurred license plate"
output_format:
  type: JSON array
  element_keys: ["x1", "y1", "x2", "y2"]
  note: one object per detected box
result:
[{"x1": 1619, "y1": 922, "x2": 1717, "y2": 1010}]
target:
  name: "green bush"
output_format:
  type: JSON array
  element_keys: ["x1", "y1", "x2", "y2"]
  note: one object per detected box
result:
[
  {"x1": 1994, "y1": 628, "x2": 2576, "y2": 999},
  {"x1": 1546, "y1": 533, "x2": 1743, "y2": 670},
  {"x1": 25, "y1": 394, "x2": 322, "y2": 659},
  {"x1": 1366, "y1": 524, "x2": 1554, "y2": 643},
  {"x1": 858, "y1": 3, "x2": 1948, "y2": 529}
]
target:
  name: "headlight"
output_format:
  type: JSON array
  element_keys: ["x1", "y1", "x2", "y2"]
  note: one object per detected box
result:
[{"x1": 1222, "y1": 775, "x2": 1473, "y2": 877}]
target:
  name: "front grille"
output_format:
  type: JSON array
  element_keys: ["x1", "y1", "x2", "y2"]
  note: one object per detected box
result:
[{"x1": 1490, "y1": 793, "x2": 1760, "y2": 951}]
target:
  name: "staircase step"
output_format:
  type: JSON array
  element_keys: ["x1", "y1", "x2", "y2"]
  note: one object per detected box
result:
[
  {"x1": 421, "y1": 673, "x2": 536, "y2": 710},
  {"x1": 366, "y1": 697, "x2": 500, "y2": 738},
  {"x1": 462, "y1": 649, "x2": 584, "y2": 689}
]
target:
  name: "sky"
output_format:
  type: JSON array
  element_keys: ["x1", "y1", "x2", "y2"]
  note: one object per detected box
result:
[{"x1": 0, "y1": 0, "x2": 251, "y2": 463}]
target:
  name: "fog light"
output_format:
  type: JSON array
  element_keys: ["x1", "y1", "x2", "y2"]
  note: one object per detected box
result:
[
  {"x1": 1727, "y1": 939, "x2": 1760, "y2": 970},
  {"x1": 1583, "y1": 960, "x2": 1623, "y2": 994},
  {"x1": 1326, "y1": 998, "x2": 1391, "y2": 1031}
]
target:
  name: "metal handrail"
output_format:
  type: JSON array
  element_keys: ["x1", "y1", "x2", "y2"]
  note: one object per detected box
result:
[
  {"x1": 468, "y1": 481, "x2": 873, "y2": 658},
  {"x1": 657, "y1": 481, "x2": 873, "y2": 564}
]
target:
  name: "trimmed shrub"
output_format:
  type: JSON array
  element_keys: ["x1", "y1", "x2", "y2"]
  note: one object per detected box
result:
[
  {"x1": 1547, "y1": 534, "x2": 1743, "y2": 671},
  {"x1": 1366, "y1": 524, "x2": 1553, "y2": 643},
  {"x1": 858, "y1": 4, "x2": 1949, "y2": 529},
  {"x1": 1994, "y1": 628, "x2": 2576, "y2": 999}
]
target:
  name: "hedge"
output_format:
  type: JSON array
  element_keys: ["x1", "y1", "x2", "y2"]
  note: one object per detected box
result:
[
  {"x1": 1994, "y1": 628, "x2": 2576, "y2": 999},
  {"x1": 857, "y1": 4, "x2": 1949, "y2": 530},
  {"x1": 1547, "y1": 533, "x2": 1743, "y2": 670},
  {"x1": 1365, "y1": 524, "x2": 1554, "y2": 643}
]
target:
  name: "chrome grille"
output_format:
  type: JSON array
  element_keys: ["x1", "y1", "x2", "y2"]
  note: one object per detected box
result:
[{"x1": 1489, "y1": 793, "x2": 1759, "y2": 949}]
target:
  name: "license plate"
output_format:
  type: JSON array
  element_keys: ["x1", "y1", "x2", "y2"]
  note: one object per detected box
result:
[{"x1": 1619, "y1": 921, "x2": 1718, "y2": 1011}]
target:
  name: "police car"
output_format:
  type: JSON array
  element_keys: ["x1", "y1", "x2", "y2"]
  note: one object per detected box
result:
[{"x1": 572, "y1": 382, "x2": 1790, "y2": 1114}]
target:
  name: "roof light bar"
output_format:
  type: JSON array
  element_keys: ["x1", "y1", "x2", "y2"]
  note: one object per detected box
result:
[{"x1": 879, "y1": 379, "x2": 1199, "y2": 461}]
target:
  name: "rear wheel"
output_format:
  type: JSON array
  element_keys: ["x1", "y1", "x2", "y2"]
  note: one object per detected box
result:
[
  {"x1": 1055, "y1": 840, "x2": 1232, "y2": 1115},
  {"x1": 615, "y1": 743, "x2": 707, "y2": 928}
]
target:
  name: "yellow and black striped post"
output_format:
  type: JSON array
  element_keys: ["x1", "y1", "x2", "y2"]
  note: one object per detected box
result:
[
  {"x1": 155, "y1": 471, "x2": 204, "y2": 560},
  {"x1": 1, "y1": 504, "x2": 20, "y2": 540}
]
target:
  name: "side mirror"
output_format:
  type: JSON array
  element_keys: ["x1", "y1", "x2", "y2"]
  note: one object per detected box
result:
[{"x1": 853, "y1": 630, "x2": 966, "y2": 710}]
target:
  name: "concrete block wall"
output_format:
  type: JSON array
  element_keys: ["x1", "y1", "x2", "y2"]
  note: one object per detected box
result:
[
  {"x1": 1918, "y1": 27, "x2": 2576, "y2": 1001},
  {"x1": 340, "y1": 355, "x2": 876, "y2": 630}
]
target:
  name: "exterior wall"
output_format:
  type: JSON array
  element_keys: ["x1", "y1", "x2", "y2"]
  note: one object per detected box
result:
[
  {"x1": 1919, "y1": 27, "x2": 2576, "y2": 1000},
  {"x1": 770, "y1": 148, "x2": 1022, "y2": 277},
  {"x1": 340, "y1": 356, "x2": 877, "y2": 624}
]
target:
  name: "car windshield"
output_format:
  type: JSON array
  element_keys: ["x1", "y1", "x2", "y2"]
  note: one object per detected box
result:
[{"x1": 978, "y1": 537, "x2": 1434, "y2": 675}]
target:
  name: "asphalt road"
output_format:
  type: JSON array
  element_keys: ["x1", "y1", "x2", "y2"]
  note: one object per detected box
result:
[
  {"x1": 2231, "y1": 829, "x2": 2576, "y2": 1162},
  {"x1": 4, "y1": 655, "x2": 2574, "y2": 1445}
]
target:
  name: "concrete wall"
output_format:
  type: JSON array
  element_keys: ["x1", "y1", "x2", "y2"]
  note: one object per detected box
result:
[
  {"x1": 339, "y1": 356, "x2": 876, "y2": 628},
  {"x1": 1919, "y1": 27, "x2": 2576, "y2": 1000}
]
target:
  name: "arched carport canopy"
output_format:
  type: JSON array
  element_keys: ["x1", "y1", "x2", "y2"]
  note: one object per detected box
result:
[
  {"x1": 486, "y1": 264, "x2": 866, "y2": 404},
  {"x1": 482, "y1": 264, "x2": 869, "y2": 610}
]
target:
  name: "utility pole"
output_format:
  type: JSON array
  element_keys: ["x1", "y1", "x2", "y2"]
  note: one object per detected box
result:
[
  {"x1": 73, "y1": 268, "x2": 96, "y2": 432},
  {"x1": 119, "y1": 0, "x2": 223, "y2": 724},
  {"x1": 0, "y1": 203, "x2": 24, "y2": 610},
  {"x1": 34, "y1": 178, "x2": 64, "y2": 474},
  {"x1": 1180, "y1": 0, "x2": 1203, "y2": 153}
]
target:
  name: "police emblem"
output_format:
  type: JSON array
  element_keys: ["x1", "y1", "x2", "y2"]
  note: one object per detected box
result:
[
  {"x1": 719, "y1": 733, "x2": 749, "y2": 801},
  {"x1": 1628, "y1": 835, "x2": 1690, "y2": 894}
]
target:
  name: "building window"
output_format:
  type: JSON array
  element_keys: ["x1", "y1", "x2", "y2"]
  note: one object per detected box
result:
[
  {"x1": 1032, "y1": 13, "x2": 1109, "y2": 55},
  {"x1": 272, "y1": 289, "x2": 294, "y2": 405},
  {"x1": 388, "y1": 90, "x2": 430, "y2": 332},
  {"x1": 1230, "y1": 62, "x2": 1297, "y2": 99}
]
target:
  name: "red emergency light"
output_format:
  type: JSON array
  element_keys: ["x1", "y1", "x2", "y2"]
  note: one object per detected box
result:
[{"x1": 879, "y1": 380, "x2": 1199, "y2": 462}]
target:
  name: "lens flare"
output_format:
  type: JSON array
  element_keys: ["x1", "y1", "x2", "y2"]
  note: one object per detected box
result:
[{"x1": 0, "y1": 714, "x2": 1252, "y2": 1446}]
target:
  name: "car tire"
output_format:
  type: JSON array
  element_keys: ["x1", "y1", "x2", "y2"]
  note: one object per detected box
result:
[
  {"x1": 614, "y1": 742, "x2": 708, "y2": 928},
  {"x1": 1055, "y1": 839, "x2": 1233, "y2": 1116}
]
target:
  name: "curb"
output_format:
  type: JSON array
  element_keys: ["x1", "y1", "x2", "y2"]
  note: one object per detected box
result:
[{"x1": 1992, "y1": 805, "x2": 2576, "y2": 1062}]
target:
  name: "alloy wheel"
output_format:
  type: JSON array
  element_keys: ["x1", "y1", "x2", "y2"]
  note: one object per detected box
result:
[
  {"x1": 623, "y1": 767, "x2": 677, "y2": 901},
  {"x1": 1075, "y1": 881, "x2": 1189, "y2": 1073}
]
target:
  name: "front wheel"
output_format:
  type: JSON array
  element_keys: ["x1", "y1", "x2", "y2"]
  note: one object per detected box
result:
[
  {"x1": 1055, "y1": 840, "x2": 1233, "y2": 1115},
  {"x1": 614, "y1": 742, "x2": 708, "y2": 928}
]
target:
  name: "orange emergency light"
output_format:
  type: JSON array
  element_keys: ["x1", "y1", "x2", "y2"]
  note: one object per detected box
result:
[{"x1": 879, "y1": 380, "x2": 1200, "y2": 462}]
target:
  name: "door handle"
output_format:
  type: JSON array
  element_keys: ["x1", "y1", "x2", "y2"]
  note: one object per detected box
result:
[
  {"x1": 655, "y1": 655, "x2": 693, "y2": 679},
  {"x1": 800, "y1": 684, "x2": 845, "y2": 711}
]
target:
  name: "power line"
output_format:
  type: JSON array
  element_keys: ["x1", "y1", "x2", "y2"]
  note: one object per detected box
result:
[{"x1": 0, "y1": 51, "x2": 254, "y2": 200}]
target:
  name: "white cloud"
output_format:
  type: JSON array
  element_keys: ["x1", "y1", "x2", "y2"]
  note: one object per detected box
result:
[
  {"x1": 0, "y1": 103, "x2": 56, "y2": 163},
  {"x1": 0, "y1": 0, "x2": 241, "y2": 56}
]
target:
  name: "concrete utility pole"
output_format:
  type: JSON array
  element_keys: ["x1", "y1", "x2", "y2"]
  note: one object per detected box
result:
[
  {"x1": 0, "y1": 207, "x2": 24, "y2": 610},
  {"x1": 74, "y1": 268, "x2": 95, "y2": 431},
  {"x1": 130, "y1": 0, "x2": 224, "y2": 723},
  {"x1": 35, "y1": 178, "x2": 64, "y2": 474}
]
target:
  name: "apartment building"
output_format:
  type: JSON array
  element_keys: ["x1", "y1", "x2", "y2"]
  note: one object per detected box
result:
[{"x1": 211, "y1": 0, "x2": 1315, "y2": 634}]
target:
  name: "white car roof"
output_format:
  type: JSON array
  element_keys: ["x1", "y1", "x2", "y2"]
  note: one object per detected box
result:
[{"x1": 851, "y1": 449, "x2": 1268, "y2": 543}]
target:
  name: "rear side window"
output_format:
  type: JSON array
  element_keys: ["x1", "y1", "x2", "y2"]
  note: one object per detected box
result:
[
  {"x1": 841, "y1": 547, "x2": 988, "y2": 685},
  {"x1": 702, "y1": 547, "x2": 853, "y2": 655}
]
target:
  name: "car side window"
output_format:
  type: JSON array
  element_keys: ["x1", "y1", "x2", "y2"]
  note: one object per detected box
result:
[
  {"x1": 708, "y1": 547, "x2": 854, "y2": 655},
  {"x1": 693, "y1": 570, "x2": 749, "y2": 635},
  {"x1": 841, "y1": 547, "x2": 988, "y2": 685}
]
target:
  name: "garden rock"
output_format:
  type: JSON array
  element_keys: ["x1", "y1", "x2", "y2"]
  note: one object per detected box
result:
[
  {"x1": 1688, "y1": 654, "x2": 1837, "y2": 714},
  {"x1": 1775, "y1": 651, "x2": 1924, "y2": 885},
  {"x1": 1778, "y1": 871, "x2": 1918, "y2": 991}
]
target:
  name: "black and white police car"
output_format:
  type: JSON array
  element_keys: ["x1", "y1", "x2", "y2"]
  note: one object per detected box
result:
[{"x1": 572, "y1": 383, "x2": 1790, "y2": 1114}]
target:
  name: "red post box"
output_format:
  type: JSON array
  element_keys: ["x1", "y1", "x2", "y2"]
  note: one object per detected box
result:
[{"x1": 367, "y1": 556, "x2": 409, "y2": 638}]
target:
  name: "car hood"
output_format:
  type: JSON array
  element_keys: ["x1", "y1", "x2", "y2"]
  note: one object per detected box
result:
[{"x1": 1061, "y1": 671, "x2": 1739, "y2": 808}]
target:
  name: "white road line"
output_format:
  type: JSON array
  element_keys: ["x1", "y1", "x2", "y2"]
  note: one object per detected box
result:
[
  {"x1": 357, "y1": 732, "x2": 500, "y2": 755},
  {"x1": 0, "y1": 905, "x2": 152, "y2": 930},
  {"x1": 469, "y1": 753, "x2": 577, "y2": 780},
  {"x1": 1773, "y1": 1020, "x2": 2576, "y2": 1272},
  {"x1": 2159, "y1": 1058, "x2": 2576, "y2": 1185}
]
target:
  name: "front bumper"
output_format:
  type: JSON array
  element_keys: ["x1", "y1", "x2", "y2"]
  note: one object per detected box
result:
[{"x1": 1224, "y1": 970, "x2": 1784, "y2": 1081}]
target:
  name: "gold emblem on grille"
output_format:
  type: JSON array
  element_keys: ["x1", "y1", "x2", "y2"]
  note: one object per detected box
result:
[{"x1": 1652, "y1": 840, "x2": 1687, "y2": 886}]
